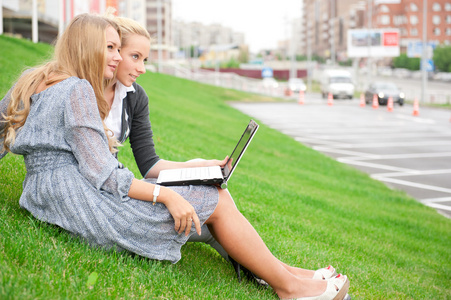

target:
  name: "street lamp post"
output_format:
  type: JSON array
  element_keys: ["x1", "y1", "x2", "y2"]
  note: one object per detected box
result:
[
  {"x1": 32, "y1": 0, "x2": 38, "y2": 43},
  {"x1": 307, "y1": 4, "x2": 312, "y2": 92},
  {"x1": 421, "y1": 0, "x2": 428, "y2": 103},
  {"x1": 330, "y1": 0, "x2": 335, "y2": 65},
  {"x1": 290, "y1": 20, "x2": 297, "y2": 79},
  {"x1": 157, "y1": 0, "x2": 162, "y2": 73},
  {"x1": 58, "y1": 0, "x2": 64, "y2": 36},
  {"x1": 0, "y1": 0, "x2": 3, "y2": 35},
  {"x1": 367, "y1": 0, "x2": 372, "y2": 86}
]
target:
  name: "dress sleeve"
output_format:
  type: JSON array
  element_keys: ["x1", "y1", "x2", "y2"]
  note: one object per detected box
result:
[
  {"x1": 64, "y1": 79, "x2": 134, "y2": 199},
  {"x1": 128, "y1": 84, "x2": 160, "y2": 177},
  {"x1": 0, "y1": 86, "x2": 13, "y2": 160}
]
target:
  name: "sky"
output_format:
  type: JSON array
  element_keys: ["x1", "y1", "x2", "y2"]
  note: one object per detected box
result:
[{"x1": 172, "y1": 0, "x2": 302, "y2": 53}]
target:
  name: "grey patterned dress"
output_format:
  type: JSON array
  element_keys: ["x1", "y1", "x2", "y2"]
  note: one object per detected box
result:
[{"x1": 0, "y1": 76, "x2": 219, "y2": 263}]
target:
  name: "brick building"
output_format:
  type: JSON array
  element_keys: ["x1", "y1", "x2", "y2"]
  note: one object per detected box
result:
[{"x1": 301, "y1": 0, "x2": 451, "y2": 62}]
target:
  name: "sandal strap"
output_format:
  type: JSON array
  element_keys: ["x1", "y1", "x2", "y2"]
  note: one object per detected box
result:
[
  {"x1": 313, "y1": 266, "x2": 337, "y2": 280},
  {"x1": 295, "y1": 275, "x2": 349, "y2": 300}
]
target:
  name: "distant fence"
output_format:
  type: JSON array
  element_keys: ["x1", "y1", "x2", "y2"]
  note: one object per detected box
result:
[
  {"x1": 152, "y1": 63, "x2": 290, "y2": 98},
  {"x1": 200, "y1": 68, "x2": 308, "y2": 81}
]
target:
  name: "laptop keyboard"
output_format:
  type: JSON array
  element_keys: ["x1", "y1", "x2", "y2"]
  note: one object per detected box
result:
[{"x1": 180, "y1": 167, "x2": 217, "y2": 180}]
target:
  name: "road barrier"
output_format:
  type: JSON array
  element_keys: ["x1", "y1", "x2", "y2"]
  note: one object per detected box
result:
[
  {"x1": 372, "y1": 94, "x2": 379, "y2": 109},
  {"x1": 387, "y1": 97, "x2": 394, "y2": 112},
  {"x1": 413, "y1": 98, "x2": 420, "y2": 116},
  {"x1": 327, "y1": 93, "x2": 334, "y2": 106},
  {"x1": 298, "y1": 90, "x2": 304, "y2": 105}
]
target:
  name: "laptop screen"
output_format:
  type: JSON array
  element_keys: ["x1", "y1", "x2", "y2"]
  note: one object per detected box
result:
[{"x1": 223, "y1": 120, "x2": 259, "y2": 179}]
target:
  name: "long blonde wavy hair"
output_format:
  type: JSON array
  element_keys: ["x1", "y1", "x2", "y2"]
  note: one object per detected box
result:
[{"x1": 2, "y1": 13, "x2": 121, "y2": 153}]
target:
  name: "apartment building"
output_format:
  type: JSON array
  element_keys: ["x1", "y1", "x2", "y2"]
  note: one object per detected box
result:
[
  {"x1": 172, "y1": 19, "x2": 246, "y2": 64},
  {"x1": 143, "y1": 0, "x2": 173, "y2": 60},
  {"x1": 301, "y1": 0, "x2": 366, "y2": 61},
  {"x1": 373, "y1": 1, "x2": 451, "y2": 46},
  {"x1": 1, "y1": 0, "x2": 119, "y2": 43},
  {"x1": 172, "y1": 20, "x2": 245, "y2": 51},
  {"x1": 301, "y1": 0, "x2": 451, "y2": 61}
]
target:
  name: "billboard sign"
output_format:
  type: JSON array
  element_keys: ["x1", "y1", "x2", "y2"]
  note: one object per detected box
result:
[
  {"x1": 407, "y1": 41, "x2": 437, "y2": 59},
  {"x1": 374, "y1": 0, "x2": 401, "y2": 4},
  {"x1": 347, "y1": 29, "x2": 400, "y2": 58}
]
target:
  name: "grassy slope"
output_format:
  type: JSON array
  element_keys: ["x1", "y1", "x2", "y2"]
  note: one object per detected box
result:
[{"x1": 0, "y1": 35, "x2": 450, "y2": 299}]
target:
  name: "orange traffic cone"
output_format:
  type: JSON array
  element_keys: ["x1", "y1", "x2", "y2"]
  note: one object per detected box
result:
[
  {"x1": 387, "y1": 97, "x2": 394, "y2": 112},
  {"x1": 360, "y1": 93, "x2": 365, "y2": 107},
  {"x1": 413, "y1": 98, "x2": 420, "y2": 116},
  {"x1": 298, "y1": 90, "x2": 305, "y2": 105},
  {"x1": 372, "y1": 94, "x2": 379, "y2": 109},
  {"x1": 327, "y1": 92, "x2": 334, "y2": 106}
]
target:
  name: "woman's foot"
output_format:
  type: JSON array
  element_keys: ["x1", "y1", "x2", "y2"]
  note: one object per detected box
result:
[
  {"x1": 281, "y1": 274, "x2": 349, "y2": 300},
  {"x1": 280, "y1": 262, "x2": 338, "y2": 280},
  {"x1": 312, "y1": 265, "x2": 337, "y2": 280}
]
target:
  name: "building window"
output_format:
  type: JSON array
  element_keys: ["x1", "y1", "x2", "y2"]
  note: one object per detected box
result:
[
  {"x1": 380, "y1": 15, "x2": 391, "y2": 25},
  {"x1": 394, "y1": 15, "x2": 404, "y2": 26},
  {"x1": 446, "y1": 3, "x2": 451, "y2": 11},
  {"x1": 447, "y1": 15, "x2": 451, "y2": 23},
  {"x1": 432, "y1": 3, "x2": 442, "y2": 11},
  {"x1": 433, "y1": 15, "x2": 441, "y2": 25},
  {"x1": 380, "y1": 5, "x2": 390, "y2": 13},
  {"x1": 410, "y1": 3, "x2": 418, "y2": 11},
  {"x1": 446, "y1": 28, "x2": 451, "y2": 35},
  {"x1": 410, "y1": 28, "x2": 418, "y2": 36},
  {"x1": 410, "y1": 15, "x2": 419, "y2": 25},
  {"x1": 434, "y1": 27, "x2": 441, "y2": 35}
]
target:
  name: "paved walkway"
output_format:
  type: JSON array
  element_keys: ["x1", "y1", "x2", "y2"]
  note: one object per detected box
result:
[{"x1": 230, "y1": 96, "x2": 451, "y2": 218}]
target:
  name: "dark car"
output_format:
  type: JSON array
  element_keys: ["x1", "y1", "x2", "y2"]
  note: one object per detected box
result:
[{"x1": 364, "y1": 81, "x2": 405, "y2": 106}]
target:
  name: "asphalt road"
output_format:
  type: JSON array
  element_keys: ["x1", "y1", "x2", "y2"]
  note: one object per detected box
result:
[{"x1": 230, "y1": 94, "x2": 451, "y2": 218}]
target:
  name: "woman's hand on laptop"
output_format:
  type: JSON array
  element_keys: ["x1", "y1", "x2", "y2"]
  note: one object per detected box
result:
[{"x1": 202, "y1": 156, "x2": 229, "y2": 168}]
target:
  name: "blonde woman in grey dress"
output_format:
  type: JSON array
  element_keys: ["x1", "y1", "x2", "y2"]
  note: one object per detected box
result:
[{"x1": 0, "y1": 13, "x2": 349, "y2": 300}]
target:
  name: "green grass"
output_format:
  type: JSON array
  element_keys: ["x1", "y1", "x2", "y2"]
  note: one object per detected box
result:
[{"x1": 1, "y1": 35, "x2": 450, "y2": 299}]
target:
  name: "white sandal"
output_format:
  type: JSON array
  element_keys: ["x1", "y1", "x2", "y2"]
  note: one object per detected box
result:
[
  {"x1": 313, "y1": 265, "x2": 338, "y2": 280},
  {"x1": 296, "y1": 274, "x2": 350, "y2": 300}
]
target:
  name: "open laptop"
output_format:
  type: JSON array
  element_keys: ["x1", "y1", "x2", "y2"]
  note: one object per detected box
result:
[{"x1": 156, "y1": 119, "x2": 259, "y2": 189}]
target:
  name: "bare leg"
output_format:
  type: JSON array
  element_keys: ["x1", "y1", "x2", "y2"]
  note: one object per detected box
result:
[
  {"x1": 205, "y1": 188, "x2": 329, "y2": 299},
  {"x1": 187, "y1": 224, "x2": 229, "y2": 261},
  {"x1": 278, "y1": 260, "x2": 334, "y2": 279}
]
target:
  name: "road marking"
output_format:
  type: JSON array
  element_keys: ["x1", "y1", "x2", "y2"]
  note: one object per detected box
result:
[
  {"x1": 396, "y1": 114, "x2": 436, "y2": 124},
  {"x1": 314, "y1": 140, "x2": 451, "y2": 149},
  {"x1": 370, "y1": 176, "x2": 451, "y2": 194},
  {"x1": 421, "y1": 197, "x2": 451, "y2": 212},
  {"x1": 420, "y1": 201, "x2": 451, "y2": 212},
  {"x1": 421, "y1": 197, "x2": 451, "y2": 203},
  {"x1": 338, "y1": 159, "x2": 416, "y2": 172},
  {"x1": 341, "y1": 152, "x2": 451, "y2": 161},
  {"x1": 373, "y1": 169, "x2": 451, "y2": 178}
]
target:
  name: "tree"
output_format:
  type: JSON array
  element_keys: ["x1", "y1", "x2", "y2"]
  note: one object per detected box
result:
[
  {"x1": 238, "y1": 48, "x2": 249, "y2": 64},
  {"x1": 433, "y1": 45, "x2": 451, "y2": 72},
  {"x1": 392, "y1": 53, "x2": 419, "y2": 70}
]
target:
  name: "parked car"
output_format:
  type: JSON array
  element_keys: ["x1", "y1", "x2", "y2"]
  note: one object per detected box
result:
[
  {"x1": 364, "y1": 81, "x2": 405, "y2": 106},
  {"x1": 287, "y1": 78, "x2": 306, "y2": 93},
  {"x1": 393, "y1": 68, "x2": 411, "y2": 79},
  {"x1": 261, "y1": 77, "x2": 279, "y2": 89},
  {"x1": 377, "y1": 67, "x2": 393, "y2": 77}
]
